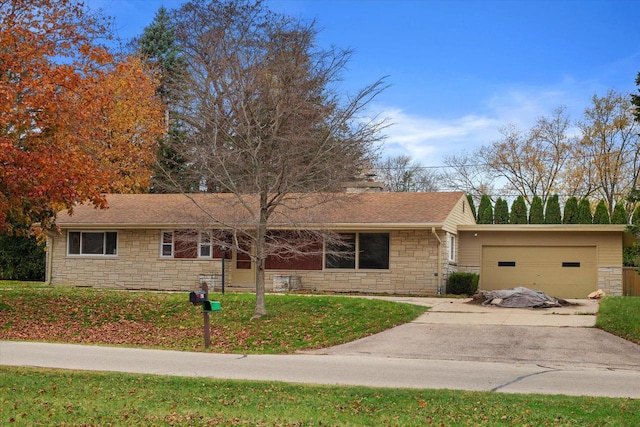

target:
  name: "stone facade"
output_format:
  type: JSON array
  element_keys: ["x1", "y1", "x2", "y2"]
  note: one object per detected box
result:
[
  {"x1": 49, "y1": 229, "x2": 223, "y2": 291},
  {"x1": 598, "y1": 267, "x2": 623, "y2": 296},
  {"x1": 48, "y1": 228, "x2": 456, "y2": 295}
]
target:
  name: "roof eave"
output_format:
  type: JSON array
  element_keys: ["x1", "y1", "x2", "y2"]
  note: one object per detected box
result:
[{"x1": 458, "y1": 224, "x2": 628, "y2": 232}]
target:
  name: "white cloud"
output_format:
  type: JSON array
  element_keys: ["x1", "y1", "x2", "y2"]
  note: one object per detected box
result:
[{"x1": 373, "y1": 107, "x2": 502, "y2": 166}]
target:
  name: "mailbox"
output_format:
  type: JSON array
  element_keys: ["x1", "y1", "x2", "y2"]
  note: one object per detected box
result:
[
  {"x1": 189, "y1": 291, "x2": 207, "y2": 305},
  {"x1": 202, "y1": 300, "x2": 221, "y2": 312}
]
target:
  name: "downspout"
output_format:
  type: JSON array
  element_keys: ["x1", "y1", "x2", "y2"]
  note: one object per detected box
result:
[
  {"x1": 431, "y1": 227, "x2": 442, "y2": 295},
  {"x1": 45, "y1": 233, "x2": 53, "y2": 285}
]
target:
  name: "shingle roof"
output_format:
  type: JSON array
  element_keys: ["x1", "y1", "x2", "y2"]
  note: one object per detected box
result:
[{"x1": 55, "y1": 192, "x2": 466, "y2": 229}]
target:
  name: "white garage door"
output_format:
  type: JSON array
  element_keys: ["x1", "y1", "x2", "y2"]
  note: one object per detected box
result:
[{"x1": 481, "y1": 246, "x2": 597, "y2": 299}]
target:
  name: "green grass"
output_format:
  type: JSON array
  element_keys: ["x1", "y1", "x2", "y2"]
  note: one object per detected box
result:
[
  {"x1": 2, "y1": 366, "x2": 639, "y2": 426},
  {"x1": 596, "y1": 296, "x2": 640, "y2": 344},
  {"x1": 0, "y1": 283, "x2": 427, "y2": 353}
]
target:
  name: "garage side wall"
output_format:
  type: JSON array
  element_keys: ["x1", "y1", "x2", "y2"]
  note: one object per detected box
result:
[{"x1": 458, "y1": 230, "x2": 623, "y2": 297}]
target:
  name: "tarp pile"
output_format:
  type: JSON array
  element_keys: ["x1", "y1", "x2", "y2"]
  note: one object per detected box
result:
[{"x1": 473, "y1": 287, "x2": 563, "y2": 308}]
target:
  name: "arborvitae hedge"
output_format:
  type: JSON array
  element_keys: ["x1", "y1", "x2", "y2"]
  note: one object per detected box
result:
[
  {"x1": 494, "y1": 197, "x2": 509, "y2": 224},
  {"x1": 611, "y1": 203, "x2": 628, "y2": 224},
  {"x1": 544, "y1": 194, "x2": 562, "y2": 224},
  {"x1": 477, "y1": 194, "x2": 493, "y2": 224},
  {"x1": 563, "y1": 196, "x2": 579, "y2": 224},
  {"x1": 593, "y1": 199, "x2": 610, "y2": 224},
  {"x1": 632, "y1": 205, "x2": 640, "y2": 225},
  {"x1": 467, "y1": 194, "x2": 477, "y2": 220},
  {"x1": 529, "y1": 195, "x2": 544, "y2": 224},
  {"x1": 578, "y1": 198, "x2": 593, "y2": 224},
  {"x1": 510, "y1": 196, "x2": 528, "y2": 224}
]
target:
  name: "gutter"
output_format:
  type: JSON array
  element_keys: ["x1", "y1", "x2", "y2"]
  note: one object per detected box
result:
[{"x1": 431, "y1": 227, "x2": 442, "y2": 295}]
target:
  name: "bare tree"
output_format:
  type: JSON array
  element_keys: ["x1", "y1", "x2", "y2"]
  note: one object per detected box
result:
[
  {"x1": 164, "y1": 0, "x2": 387, "y2": 318},
  {"x1": 480, "y1": 107, "x2": 573, "y2": 205},
  {"x1": 576, "y1": 90, "x2": 640, "y2": 217},
  {"x1": 374, "y1": 155, "x2": 439, "y2": 192},
  {"x1": 440, "y1": 150, "x2": 495, "y2": 200}
]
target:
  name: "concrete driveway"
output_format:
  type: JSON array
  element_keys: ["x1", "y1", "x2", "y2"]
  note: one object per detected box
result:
[{"x1": 307, "y1": 297, "x2": 640, "y2": 371}]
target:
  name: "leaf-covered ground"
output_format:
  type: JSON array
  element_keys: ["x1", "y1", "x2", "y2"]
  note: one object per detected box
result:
[{"x1": 0, "y1": 285, "x2": 427, "y2": 353}]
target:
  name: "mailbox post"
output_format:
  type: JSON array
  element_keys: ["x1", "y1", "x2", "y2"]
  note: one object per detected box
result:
[
  {"x1": 189, "y1": 284, "x2": 221, "y2": 349},
  {"x1": 221, "y1": 245, "x2": 227, "y2": 296},
  {"x1": 201, "y1": 283, "x2": 211, "y2": 348}
]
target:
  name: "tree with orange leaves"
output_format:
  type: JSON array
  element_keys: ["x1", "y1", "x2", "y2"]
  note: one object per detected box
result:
[{"x1": 0, "y1": 0, "x2": 165, "y2": 233}]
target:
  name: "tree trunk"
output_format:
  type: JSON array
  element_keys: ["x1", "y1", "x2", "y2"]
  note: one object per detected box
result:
[{"x1": 252, "y1": 212, "x2": 268, "y2": 319}]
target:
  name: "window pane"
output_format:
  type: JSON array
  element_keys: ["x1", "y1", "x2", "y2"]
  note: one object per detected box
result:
[
  {"x1": 358, "y1": 233, "x2": 389, "y2": 269},
  {"x1": 82, "y1": 232, "x2": 104, "y2": 255},
  {"x1": 162, "y1": 244, "x2": 173, "y2": 257},
  {"x1": 174, "y1": 230, "x2": 198, "y2": 258},
  {"x1": 325, "y1": 233, "x2": 356, "y2": 269},
  {"x1": 200, "y1": 245, "x2": 211, "y2": 257},
  {"x1": 68, "y1": 232, "x2": 80, "y2": 254},
  {"x1": 105, "y1": 232, "x2": 117, "y2": 255},
  {"x1": 162, "y1": 232, "x2": 173, "y2": 244}
]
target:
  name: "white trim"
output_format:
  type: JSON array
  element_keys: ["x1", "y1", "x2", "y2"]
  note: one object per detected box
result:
[
  {"x1": 198, "y1": 231, "x2": 212, "y2": 258},
  {"x1": 448, "y1": 233, "x2": 456, "y2": 262},
  {"x1": 67, "y1": 231, "x2": 118, "y2": 257},
  {"x1": 160, "y1": 231, "x2": 174, "y2": 258}
]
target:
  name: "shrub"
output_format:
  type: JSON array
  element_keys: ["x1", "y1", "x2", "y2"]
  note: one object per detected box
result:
[
  {"x1": 0, "y1": 235, "x2": 45, "y2": 281},
  {"x1": 447, "y1": 272, "x2": 479, "y2": 295}
]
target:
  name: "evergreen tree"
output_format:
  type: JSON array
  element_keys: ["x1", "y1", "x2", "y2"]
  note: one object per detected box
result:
[
  {"x1": 494, "y1": 197, "x2": 509, "y2": 224},
  {"x1": 563, "y1": 196, "x2": 579, "y2": 224},
  {"x1": 467, "y1": 194, "x2": 477, "y2": 220},
  {"x1": 510, "y1": 196, "x2": 528, "y2": 224},
  {"x1": 0, "y1": 235, "x2": 45, "y2": 281},
  {"x1": 632, "y1": 204, "x2": 640, "y2": 225},
  {"x1": 134, "y1": 7, "x2": 191, "y2": 192},
  {"x1": 578, "y1": 199, "x2": 593, "y2": 224},
  {"x1": 529, "y1": 195, "x2": 544, "y2": 224},
  {"x1": 544, "y1": 194, "x2": 562, "y2": 224},
  {"x1": 611, "y1": 202, "x2": 628, "y2": 224},
  {"x1": 477, "y1": 194, "x2": 493, "y2": 224},
  {"x1": 593, "y1": 200, "x2": 610, "y2": 224}
]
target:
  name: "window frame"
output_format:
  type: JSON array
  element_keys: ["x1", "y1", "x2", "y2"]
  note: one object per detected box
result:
[
  {"x1": 67, "y1": 231, "x2": 118, "y2": 257},
  {"x1": 448, "y1": 233, "x2": 456, "y2": 262},
  {"x1": 324, "y1": 232, "x2": 390, "y2": 271},
  {"x1": 199, "y1": 231, "x2": 212, "y2": 258},
  {"x1": 161, "y1": 231, "x2": 174, "y2": 258}
]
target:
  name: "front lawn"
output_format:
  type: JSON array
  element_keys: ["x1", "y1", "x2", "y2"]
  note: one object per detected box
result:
[
  {"x1": 596, "y1": 296, "x2": 640, "y2": 344},
  {"x1": 2, "y1": 367, "x2": 638, "y2": 426},
  {"x1": 0, "y1": 283, "x2": 427, "y2": 353}
]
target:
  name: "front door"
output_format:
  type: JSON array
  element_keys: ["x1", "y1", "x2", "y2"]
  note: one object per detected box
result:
[{"x1": 232, "y1": 241, "x2": 255, "y2": 286}]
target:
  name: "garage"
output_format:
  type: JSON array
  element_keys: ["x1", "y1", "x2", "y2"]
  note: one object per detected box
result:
[{"x1": 481, "y1": 246, "x2": 597, "y2": 299}]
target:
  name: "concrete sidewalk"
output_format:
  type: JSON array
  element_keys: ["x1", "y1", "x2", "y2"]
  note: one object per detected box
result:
[{"x1": 2, "y1": 341, "x2": 640, "y2": 398}]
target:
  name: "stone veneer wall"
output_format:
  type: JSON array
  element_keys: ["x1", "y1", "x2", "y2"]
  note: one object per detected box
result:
[
  {"x1": 49, "y1": 229, "x2": 223, "y2": 291},
  {"x1": 598, "y1": 267, "x2": 623, "y2": 296},
  {"x1": 49, "y1": 228, "x2": 455, "y2": 295},
  {"x1": 264, "y1": 229, "x2": 450, "y2": 295}
]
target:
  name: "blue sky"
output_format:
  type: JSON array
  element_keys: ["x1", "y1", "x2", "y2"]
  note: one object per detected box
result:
[{"x1": 90, "y1": 0, "x2": 640, "y2": 166}]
